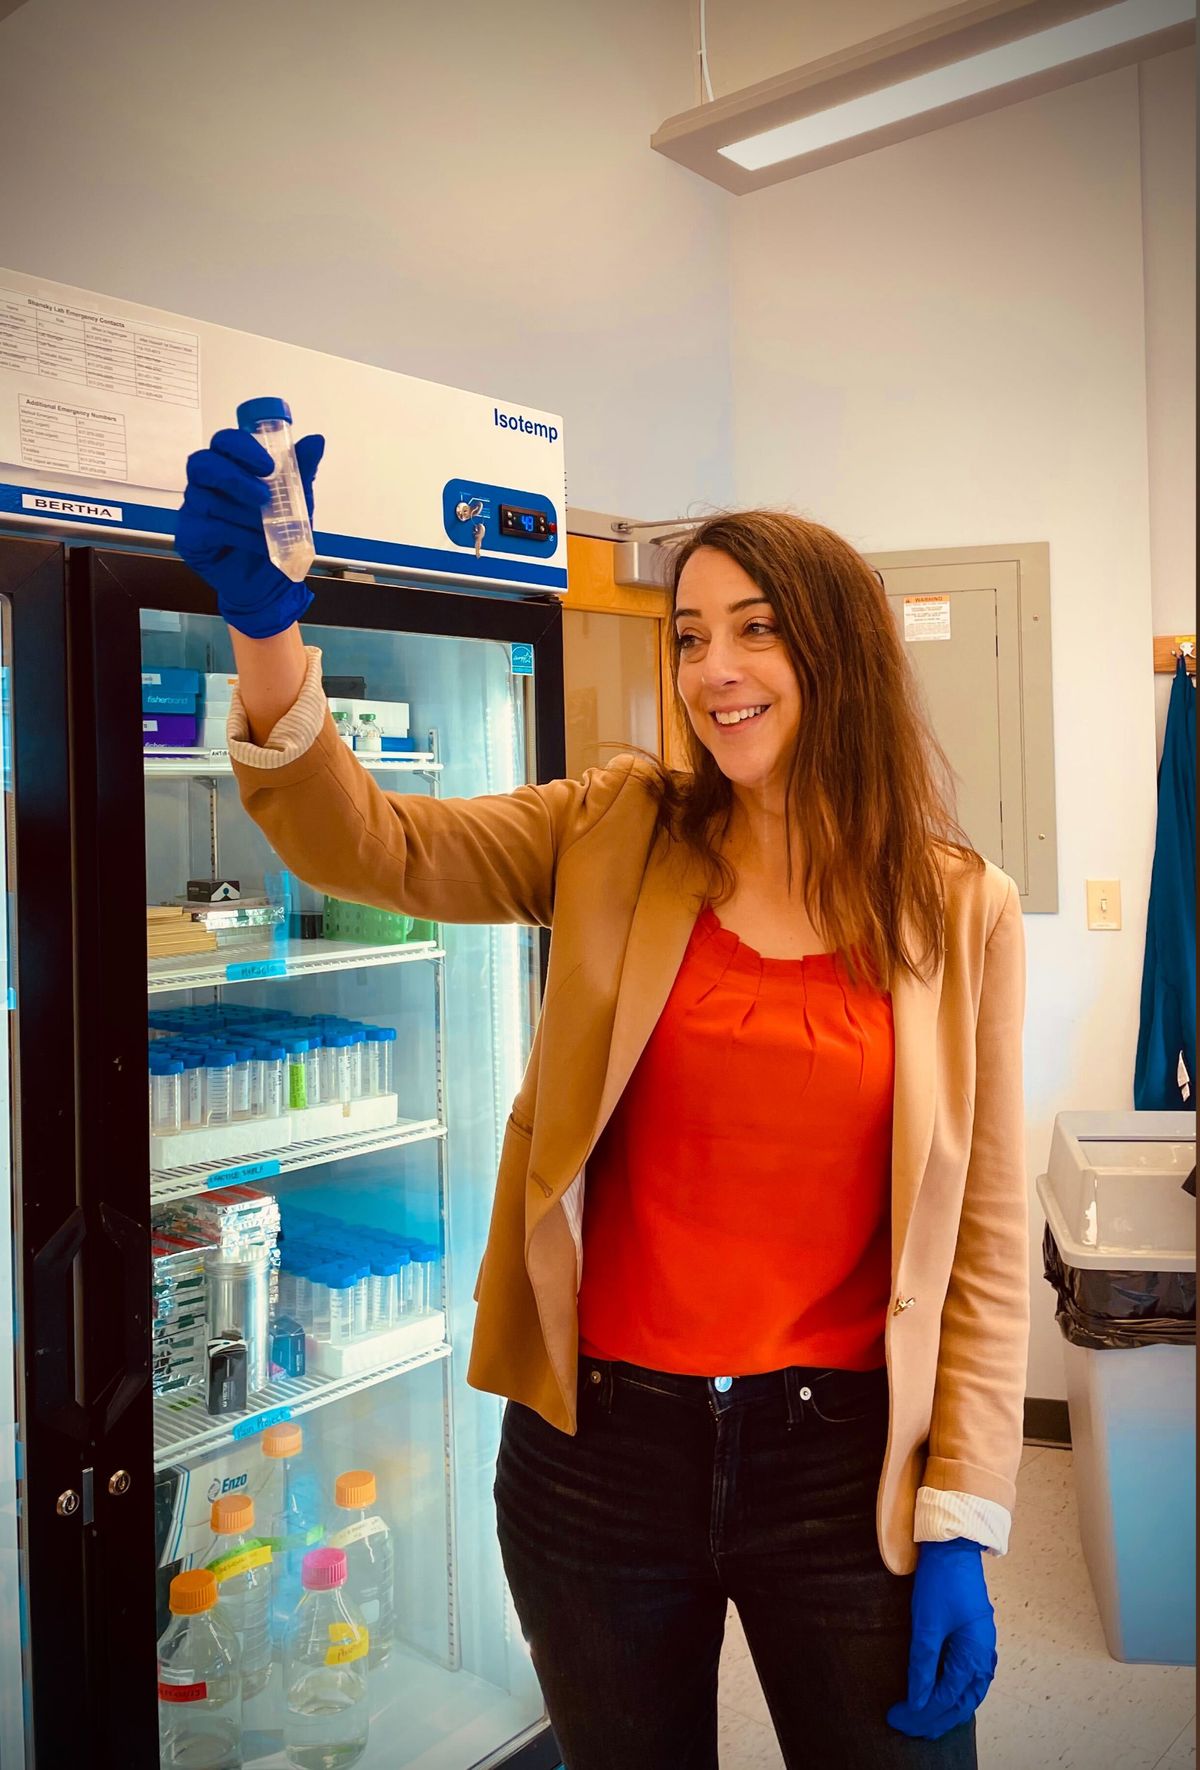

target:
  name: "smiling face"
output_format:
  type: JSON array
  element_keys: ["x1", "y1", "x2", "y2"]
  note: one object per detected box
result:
[{"x1": 674, "y1": 546, "x2": 802, "y2": 805}]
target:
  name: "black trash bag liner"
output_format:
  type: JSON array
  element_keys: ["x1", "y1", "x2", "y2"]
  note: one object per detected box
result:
[{"x1": 1042, "y1": 1223, "x2": 1196, "y2": 1350}]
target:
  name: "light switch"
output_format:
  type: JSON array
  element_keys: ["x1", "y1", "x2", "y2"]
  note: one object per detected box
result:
[{"x1": 1086, "y1": 879, "x2": 1122, "y2": 931}]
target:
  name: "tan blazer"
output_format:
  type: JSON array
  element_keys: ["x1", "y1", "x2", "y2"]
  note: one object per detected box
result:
[{"x1": 232, "y1": 708, "x2": 1029, "y2": 1577}]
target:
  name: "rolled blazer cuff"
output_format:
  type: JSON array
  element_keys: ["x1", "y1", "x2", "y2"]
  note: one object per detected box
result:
[
  {"x1": 227, "y1": 645, "x2": 327, "y2": 769},
  {"x1": 914, "y1": 1485, "x2": 1012, "y2": 1556}
]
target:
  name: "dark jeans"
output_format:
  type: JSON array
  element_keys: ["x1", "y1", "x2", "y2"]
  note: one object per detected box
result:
[{"x1": 495, "y1": 1358, "x2": 977, "y2": 1770}]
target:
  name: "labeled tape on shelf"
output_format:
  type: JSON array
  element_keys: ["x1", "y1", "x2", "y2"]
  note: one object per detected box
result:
[
  {"x1": 205, "y1": 1159, "x2": 283, "y2": 1192},
  {"x1": 231, "y1": 1404, "x2": 292, "y2": 1442},
  {"x1": 225, "y1": 959, "x2": 287, "y2": 982}
]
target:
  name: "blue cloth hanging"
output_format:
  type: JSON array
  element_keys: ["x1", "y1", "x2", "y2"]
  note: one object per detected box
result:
[{"x1": 1134, "y1": 656, "x2": 1196, "y2": 1109}]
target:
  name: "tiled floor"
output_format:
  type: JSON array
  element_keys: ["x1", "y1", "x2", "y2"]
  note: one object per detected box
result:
[{"x1": 717, "y1": 1448, "x2": 1196, "y2": 1769}]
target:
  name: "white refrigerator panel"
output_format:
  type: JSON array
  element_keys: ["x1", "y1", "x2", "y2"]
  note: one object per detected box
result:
[{"x1": 0, "y1": 268, "x2": 566, "y2": 593}]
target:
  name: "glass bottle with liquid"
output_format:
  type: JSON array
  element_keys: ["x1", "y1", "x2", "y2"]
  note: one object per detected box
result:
[
  {"x1": 329, "y1": 1471, "x2": 394, "y2": 1669},
  {"x1": 205, "y1": 1493, "x2": 272, "y2": 1700},
  {"x1": 263, "y1": 1422, "x2": 325, "y2": 1655},
  {"x1": 157, "y1": 1568, "x2": 243, "y2": 1770},
  {"x1": 283, "y1": 1547, "x2": 369, "y2": 1769}
]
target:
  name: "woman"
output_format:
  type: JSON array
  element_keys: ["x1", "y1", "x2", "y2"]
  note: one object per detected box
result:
[{"x1": 177, "y1": 431, "x2": 1029, "y2": 1770}]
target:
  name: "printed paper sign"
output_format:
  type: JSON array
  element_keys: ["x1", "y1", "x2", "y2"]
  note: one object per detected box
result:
[
  {"x1": 903, "y1": 596, "x2": 952, "y2": 643},
  {"x1": 0, "y1": 284, "x2": 201, "y2": 491}
]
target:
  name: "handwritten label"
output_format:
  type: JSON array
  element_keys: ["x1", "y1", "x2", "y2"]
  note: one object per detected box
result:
[
  {"x1": 328, "y1": 1515, "x2": 389, "y2": 1551},
  {"x1": 205, "y1": 1158, "x2": 282, "y2": 1192},
  {"x1": 225, "y1": 958, "x2": 287, "y2": 982},
  {"x1": 208, "y1": 1541, "x2": 272, "y2": 1583},
  {"x1": 325, "y1": 1621, "x2": 369, "y2": 1667},
  {"x1": 231, "y1": 1404, "x2": 292, "y2": 1442},
  {"x1": 265, "y1": 1523, "x2": 324, "y2": 1554},
  {"x1": 158, "y1": 1680, "x2": 207, "y2": 1704}
]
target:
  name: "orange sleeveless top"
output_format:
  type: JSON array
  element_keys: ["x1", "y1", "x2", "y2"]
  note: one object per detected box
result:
[{"x1": 578, "y1": 906, "x2": 895, "y2": 1375}]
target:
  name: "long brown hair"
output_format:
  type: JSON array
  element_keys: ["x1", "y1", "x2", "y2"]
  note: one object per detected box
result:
[{"x1": 653, "y1": 509, "x2": 982, "y2": 988}]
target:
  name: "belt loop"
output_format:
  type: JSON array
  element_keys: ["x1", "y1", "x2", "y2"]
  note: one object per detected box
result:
[
  {"x1": 585, "y1": 1360, "x2": 614, "y2": 1413},
  {"x1": 784, "y1": 1366, "x2": 803, "y2": 1429}
]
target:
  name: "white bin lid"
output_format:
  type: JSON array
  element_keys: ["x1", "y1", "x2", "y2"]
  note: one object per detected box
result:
[{"x1": 1037, "y1": 1111, "x2": 1195, "y2": 1271}]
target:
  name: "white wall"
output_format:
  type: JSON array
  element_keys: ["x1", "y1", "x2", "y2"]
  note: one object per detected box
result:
[
  {"x1": 704, "y1": 0, "x2": 944, "y2": 95},
  {"x1": 1139, "y1": 49, "x2": 1197, "y2": 756},
  {"x1": 729, "y1": 60, "x2": 1194, "y2": 1400},
  {"x1": 0, "y1": 0, "x2": 734, "y2": 518}
]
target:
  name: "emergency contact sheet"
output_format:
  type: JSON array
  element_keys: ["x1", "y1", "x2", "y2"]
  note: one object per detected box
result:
[
  {"x1": 0, "y1": 279, "x2": 202, "y2": 491},
  {"x1": 19, "y1": 393, "x2": 128, "y2": 479},
  {"x1": 0, "y1": 287, "x2": 199, "y2": 406}
]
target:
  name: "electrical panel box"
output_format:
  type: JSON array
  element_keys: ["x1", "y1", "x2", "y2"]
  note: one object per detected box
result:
[{"x1": 868, "y1": 542, "x2": 1058, "y2": 911}]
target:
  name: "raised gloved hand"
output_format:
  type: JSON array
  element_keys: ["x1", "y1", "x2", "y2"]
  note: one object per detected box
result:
[
  {"x1": 886, "y1": 1538, "x2": 997, "y2": 1741},
  {"x1": 175, "y1": 429, "x2": 325, "y2": 638}
]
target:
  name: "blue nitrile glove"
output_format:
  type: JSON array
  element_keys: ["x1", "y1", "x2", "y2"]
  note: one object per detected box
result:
[
  {"x1": 886, "y1": 1538, "x2": 997, "y2": 1741},
  {"x1": 175, "y1": 428, "x2": 325, "y2": 638}
]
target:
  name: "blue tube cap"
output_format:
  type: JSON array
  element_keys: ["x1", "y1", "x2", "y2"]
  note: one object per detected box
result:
[{"x1": 236, "y1": 395, "x2": 292, "y2": 428}]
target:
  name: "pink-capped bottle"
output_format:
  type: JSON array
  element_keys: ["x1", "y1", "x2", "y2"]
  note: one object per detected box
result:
[{"x1": 283, "y1": 1546, "x2": 369, "y2": 1768}]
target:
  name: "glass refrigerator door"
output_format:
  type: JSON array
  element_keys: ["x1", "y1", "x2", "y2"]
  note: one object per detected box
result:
[
  {"x1": 139, "y1": 583, "x2": 560, "y2": 1770},
  {"x1": 0, "y1": 590, "x2": 27, "y2": 1766},
  {"x1": 0, "y1": 537, "x2": 98, "y2": 1768}
]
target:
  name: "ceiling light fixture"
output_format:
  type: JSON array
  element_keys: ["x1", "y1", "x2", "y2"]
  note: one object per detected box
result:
[{"x1": 652, "y1": 0, "x2": 1195, "y2": 194}]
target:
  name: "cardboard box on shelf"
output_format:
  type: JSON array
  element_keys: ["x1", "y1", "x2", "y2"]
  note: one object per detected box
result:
[
  {"x1": 144, "y1": 714, "x2": 199, "y2": 747},
  {"x1": 142, "y1": 668, "x2": 201, "y2": 695}
]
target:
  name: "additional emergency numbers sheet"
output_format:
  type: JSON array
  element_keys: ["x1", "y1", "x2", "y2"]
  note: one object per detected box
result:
[{"x1": 0, "y1": 283, "x2": 201, "y2": 491}]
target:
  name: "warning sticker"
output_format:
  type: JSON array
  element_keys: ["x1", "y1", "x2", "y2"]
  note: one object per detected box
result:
[{"x1": 903, "y1": 596, "x2": 952, "y2": 643}]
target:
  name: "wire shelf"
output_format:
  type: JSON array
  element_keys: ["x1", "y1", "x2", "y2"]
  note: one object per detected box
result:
[
  {"x1": 150, "y1": 1117, "x2": 446, "y2": 1207},
  {"x1": 153, "y1": 1327, "x2": 450, "y2": 1468},
  {"x1": 144, "y1": 749, "x2": 440, "y2": 779},
  {"x1": 148, "y1": 937, "x2": 443, "y2": 995}
]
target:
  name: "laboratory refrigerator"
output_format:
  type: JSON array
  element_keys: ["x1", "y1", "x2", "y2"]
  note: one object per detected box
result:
[{"x1": 0, "y1": 532, "x2": 564, "y2": 1770}]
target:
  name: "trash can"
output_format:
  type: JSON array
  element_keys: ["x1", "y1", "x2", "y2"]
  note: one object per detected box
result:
[{"x1": 1038, "y1": 1111, "x2": 1195, "y2": 1666}]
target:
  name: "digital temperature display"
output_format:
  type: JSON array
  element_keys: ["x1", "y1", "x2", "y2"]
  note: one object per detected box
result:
[{"x1": 499, "y1": 504, "x2": 555, "y2": 544}]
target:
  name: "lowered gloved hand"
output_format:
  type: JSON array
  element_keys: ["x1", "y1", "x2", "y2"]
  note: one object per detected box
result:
[
  {"x1": 886, "y1": 1538, "x2": 997, "y2": 1741},
  {"x1": 175, "y1": 428, "x2": 325, "y2": 638}
]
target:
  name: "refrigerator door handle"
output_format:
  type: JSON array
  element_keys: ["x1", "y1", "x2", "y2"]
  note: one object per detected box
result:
[
  {"x1": 95, "y1": 1201, "x2": 150, "y2": 1435},
  {"x1": 30, "y1": 1205, "x2": 88, "y2": 1438}
]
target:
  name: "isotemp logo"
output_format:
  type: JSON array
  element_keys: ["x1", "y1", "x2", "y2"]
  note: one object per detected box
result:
[
  {"x1": 494, "y1": 407, "x2": 558, "y2": 444},
  {"x1": 207, "y1": 1471, "x2": 248, "y2": 1502}
]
